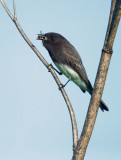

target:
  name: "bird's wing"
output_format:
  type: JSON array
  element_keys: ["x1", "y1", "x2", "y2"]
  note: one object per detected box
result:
[{"x1": 63, "y1": 45, "x2": 92, "y2": 89}]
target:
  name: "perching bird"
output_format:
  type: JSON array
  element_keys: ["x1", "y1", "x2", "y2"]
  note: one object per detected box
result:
[{"x1": 37, "y1": 32, "x2": 109, "y2": 111}]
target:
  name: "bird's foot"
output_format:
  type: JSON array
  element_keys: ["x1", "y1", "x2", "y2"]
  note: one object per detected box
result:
[
  {"x1": 47, "y1": 63, "x2": 53, "y2": 72},
  {"x1": 59, "y1": 83, "x2": 64, "y2": 90}
]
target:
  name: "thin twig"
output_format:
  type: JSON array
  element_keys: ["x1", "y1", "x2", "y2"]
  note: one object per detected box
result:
[
  {"x1": 73, "y1": 0, "x2": 121, "y2": 159},
  {"x1": 0, "y1": 0, "x2": 78, "y2": 149},
  {"x1": 13, "y1": 0, "x2": 17, "y2": 20},
  {"x1": 0, "y1": 0, "x2": 14, "y2": 20}
]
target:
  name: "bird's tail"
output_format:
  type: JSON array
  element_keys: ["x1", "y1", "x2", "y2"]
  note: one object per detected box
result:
[
  {"x1": 100, "y1": 99, "x2": 109, "y2": 112},
  {"x1": 88, "y1": 88, "x2": 109, "y2": 112},
  {"x1": 87, "y1": 81, "x2": 109, "y2": 111}
]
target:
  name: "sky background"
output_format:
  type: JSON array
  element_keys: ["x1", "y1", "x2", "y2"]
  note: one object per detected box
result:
[{"x1": 0, "y1": 0, "x2": 121, "y2": 160}]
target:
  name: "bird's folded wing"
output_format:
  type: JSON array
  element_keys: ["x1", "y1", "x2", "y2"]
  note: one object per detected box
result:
[{"x1": 63, "y1": 45, "x2": 92, "y2": 88}]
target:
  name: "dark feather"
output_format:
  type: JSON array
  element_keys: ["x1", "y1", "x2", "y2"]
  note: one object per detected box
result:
[{"x1": 41, "y1": 32, "x2": 109, "y2": 112}]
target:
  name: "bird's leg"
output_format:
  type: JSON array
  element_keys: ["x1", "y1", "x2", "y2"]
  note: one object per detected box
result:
[
  {"x1": 53, "y1": 67, "x2": 62, "y2": 75},
  {"x1": 59, "y1": 79, "x2": 70, "y2": 90},
  {"x1": 47, "y1": 64, "x2": 62, "y2": 75},
  {"x1": 63, "y1": 79, "x2": 70, "y2": 87}
]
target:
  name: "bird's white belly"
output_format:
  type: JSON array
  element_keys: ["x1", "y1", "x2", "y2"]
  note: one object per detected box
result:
[{"x1": 55, "y1": 63, "x2": 87, "y2": 91}]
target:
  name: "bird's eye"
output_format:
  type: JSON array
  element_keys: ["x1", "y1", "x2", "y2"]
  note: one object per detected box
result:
[{"x1": 43, "y1": 36, "x2": 48, "y2": 40}]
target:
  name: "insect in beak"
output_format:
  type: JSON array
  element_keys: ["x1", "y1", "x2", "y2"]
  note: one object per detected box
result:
[{"x1": 37, "y1": 34, "x2": 48, "y2": 41}]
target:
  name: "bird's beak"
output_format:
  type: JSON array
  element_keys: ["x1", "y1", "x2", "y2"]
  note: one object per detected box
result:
[{"x1": 37, "y1": 34, "x2": 48, "y2": 41}]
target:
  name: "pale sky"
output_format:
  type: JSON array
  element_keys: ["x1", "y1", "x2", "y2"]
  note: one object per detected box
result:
[{"x1": 0, "y1": 0, "x2": 121, "y2": 160}]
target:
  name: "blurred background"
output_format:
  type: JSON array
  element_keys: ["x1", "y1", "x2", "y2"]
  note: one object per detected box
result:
[{"x1": 0, "y1": 0, "x2": 121, "y2": 159}]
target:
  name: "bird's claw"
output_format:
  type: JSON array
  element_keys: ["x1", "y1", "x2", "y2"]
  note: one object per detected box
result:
[
  {"x1": 59, "y1": 84, "x2": 65, "y2": 90},
  {"x1": 47, "y1": 63, "x2": 53, "y2": 72}
]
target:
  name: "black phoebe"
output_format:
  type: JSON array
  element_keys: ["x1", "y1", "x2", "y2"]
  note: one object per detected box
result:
[{"x1": 37, "y1": 32, "x2": 109, "y2": 111}]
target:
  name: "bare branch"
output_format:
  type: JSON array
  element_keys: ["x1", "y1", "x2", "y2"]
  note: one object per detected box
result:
[
  {"x1": 0, "y1": 0, "x2": 78, "y2": 149},
  {"x1": 0, "y1": 0, "x2": 14, "y2": 20},
  {"x1": 73, "y1": 0, "x2": 121, "y2": 159},
  {"x1": 13, "y1": 0, "x2": 17, "y2": 20}
]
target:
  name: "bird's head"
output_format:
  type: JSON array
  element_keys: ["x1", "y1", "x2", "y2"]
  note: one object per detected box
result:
[{"x1": 37, "y1": 32, "x2": 66, "y2": 51}]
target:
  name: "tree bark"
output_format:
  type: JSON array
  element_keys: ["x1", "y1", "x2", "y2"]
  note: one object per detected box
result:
[{"x1": 73, "y1": 0, "x2": 121, "y2": 159}]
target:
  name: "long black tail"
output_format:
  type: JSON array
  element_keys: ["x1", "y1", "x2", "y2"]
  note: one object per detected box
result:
[
  {"x1": 100, "y1": 99, "x2": 109, "y2": 112},
  {"x1": 86, "y1": 80, "x2": 109, "y2": 111},
  {"x1": 88, "y1": 83, "x2": 109, "y2": 112}
]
